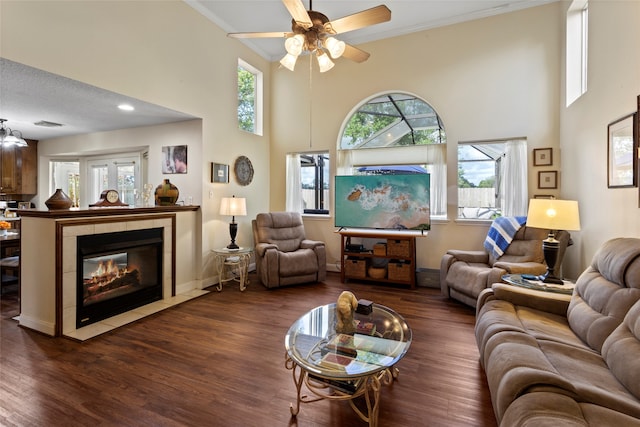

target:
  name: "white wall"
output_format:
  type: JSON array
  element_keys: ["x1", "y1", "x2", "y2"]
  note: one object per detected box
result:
[
  {"x1": 271, "y1": 3, "x2": 564, "y2": 270},
  {"x1": 560, "y1": 0, "x2": 640, "y2": 279},
  {"x1": 1, "y1": 0, "x2": 271, "y2": 283}
]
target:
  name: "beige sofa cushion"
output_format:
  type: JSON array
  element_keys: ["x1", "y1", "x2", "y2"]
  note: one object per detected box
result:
[
  {"x1": 602, "y1": 299, "x2": 640, "y2": 400},
  {"x1": 567, "y1": 238, "x2": 640, "y2": 352}
]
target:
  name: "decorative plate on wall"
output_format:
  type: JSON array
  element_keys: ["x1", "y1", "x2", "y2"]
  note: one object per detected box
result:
[{"x1": 234, "y1": 155, "x2": 254, "y2": 186}]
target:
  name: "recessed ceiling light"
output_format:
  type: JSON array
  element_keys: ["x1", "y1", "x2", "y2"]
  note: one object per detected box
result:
[{"x1": 118, "y1": 104, "x2": 134, "y2": 111}]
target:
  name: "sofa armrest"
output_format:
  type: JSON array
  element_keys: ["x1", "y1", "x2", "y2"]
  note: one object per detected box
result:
[
  {"x1": 300, "y1": 239, "x2": 324, "y2": 250},
  {"x1": 255, "y1": 242, "x2": 278, "y2": 257},
  {"x1": 491, "y1": 283, "x2": 571, "y2": 316},
  {"x1": 476, "y1": 288, "x2": 497, "y2": 316},
  {"x1": 446, "y1": 249, "x2": 489, "y2": 263},
  {"x1": 493, "y1": 261, "x2": 548, "y2": 275}
]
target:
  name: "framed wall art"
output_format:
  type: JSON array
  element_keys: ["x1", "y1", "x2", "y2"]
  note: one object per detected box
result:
[
  {"x1": 607, "y1": 113, "x2": 637, "y2": 188},
  {"x1": 162, "y1": 145, "x2": 188, "y2": 174},
  {"x1": 533, "y1": 148, "x2": 553, "y2": 166},
  {"x1": 538, "y1": 171, "x2": 558, "y2": 189},
  {"x1": 211, "y1": 163, "x2": 229, "y2": 183}
]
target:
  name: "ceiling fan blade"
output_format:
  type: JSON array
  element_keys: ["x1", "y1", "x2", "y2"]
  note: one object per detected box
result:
[
  {"x1": 282, "y1": 0, "x2": 312, "y2": 28},
  {"x1": 342, "y1": 44, "x2": 370, "y2": 63},
  {"x1": 327, "y1": 5, "x2": 391, "y2": 34},
  {"x1": 228, "y1": 32, "x2": 292, "y2": 39}
]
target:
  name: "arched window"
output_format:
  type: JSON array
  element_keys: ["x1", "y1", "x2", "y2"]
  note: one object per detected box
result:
[{"x1": 337, "y1": 92, "x2": 447, "y2": 217}]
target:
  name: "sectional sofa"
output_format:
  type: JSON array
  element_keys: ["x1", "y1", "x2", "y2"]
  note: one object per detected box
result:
[{"x1": 475, "y1": 237, "x2": 640, "y2": 426}]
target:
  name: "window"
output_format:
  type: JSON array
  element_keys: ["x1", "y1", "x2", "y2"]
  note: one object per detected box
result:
[
  {"x1": 50, "y1": 160, "x2": 80, "y2": 207},
  {"x1": 286, "y1": 152, "x2": 330, "y2": 215},
  {"x1": 237, "y1": 59, "x2": 263, "y2": 135},
  {"x1": 337, "y1": 92, "x2": 447, "y2": 217},
  {"x1": 87, "y1": 155, "x2": 139, "y2": 205},
  {"x1": 566, "y1": 0, "x2": 588, "y2": 106},
  {"x1": 50, "y1": 152, "x2": 141, "y2": 207},
  {"x1": 457, "y1": 139, "x2": 527, "y2": 219}
]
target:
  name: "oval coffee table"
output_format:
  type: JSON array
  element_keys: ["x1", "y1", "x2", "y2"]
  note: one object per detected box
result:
[{"x1": 284, "y1": 302, "x2": 412, "y2": 427}]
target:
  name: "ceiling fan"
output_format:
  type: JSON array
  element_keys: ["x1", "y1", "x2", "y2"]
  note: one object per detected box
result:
[{"x1": 228, "y1": 0, "x2": 391, "y2": 72}]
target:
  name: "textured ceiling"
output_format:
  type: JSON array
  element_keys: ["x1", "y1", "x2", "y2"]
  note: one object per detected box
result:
[{"x1": 0, "y1": 58, "x2": 196, "y2": 141}]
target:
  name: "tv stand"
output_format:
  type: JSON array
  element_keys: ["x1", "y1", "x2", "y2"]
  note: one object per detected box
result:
[{"x1": 338, "y1": 230, "x2": 417, "y2": 289}]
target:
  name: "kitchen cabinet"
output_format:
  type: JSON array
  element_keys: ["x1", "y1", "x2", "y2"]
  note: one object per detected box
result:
[{"x1": 0, "y1": 139, "x2": 37, "y2": 196}]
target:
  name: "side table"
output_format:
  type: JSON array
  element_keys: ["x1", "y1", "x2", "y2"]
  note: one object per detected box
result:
[
  {"x1": 212, "y1": 247, "x2": 252, "y2": 291},
  {"x1": 502, "y1": 274, "x2": 575, "y2": 295}
]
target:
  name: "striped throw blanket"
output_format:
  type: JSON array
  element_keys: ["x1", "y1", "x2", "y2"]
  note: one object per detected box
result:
[{"x1": 483, "y1": 216, "x2": 527, "y2": 259}]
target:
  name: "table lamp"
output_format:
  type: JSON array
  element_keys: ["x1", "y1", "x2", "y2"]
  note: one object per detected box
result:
[
  {"x1": 526, "y1": 199, "x2": 581, "y2": 284},
  {"x1": 219, "y1": 195, "x2": 247, "y2": 249}
]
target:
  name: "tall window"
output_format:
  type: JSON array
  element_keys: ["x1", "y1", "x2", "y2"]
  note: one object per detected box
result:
[
  {"x1": 50, "y1": 160, "x2": 80, "y2": 207},
  {"x1": 457, "y1": 139, "x2": 527, "y2": 219},
  {"x1": 286, "y1": 152, "x2": 330, "y2": 215},
  {"x1": 566, "y1": 0, "x2": 588, "y2": 106},
  {"x1": 237, "y1": 59, "x2": 263, "y2": 135},
  {"x1": 337, "y1": 92, "x2": 447, "y2": 217}
]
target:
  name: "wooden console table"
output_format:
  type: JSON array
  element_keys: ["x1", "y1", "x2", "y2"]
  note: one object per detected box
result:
[{"x1": 338, "y1": 229, "x2": 425, "y2": 289}]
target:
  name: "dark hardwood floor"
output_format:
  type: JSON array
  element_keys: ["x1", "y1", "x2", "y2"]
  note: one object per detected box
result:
[{"x1": 0, "y1": 273, "x2": 496, "y2": 427}]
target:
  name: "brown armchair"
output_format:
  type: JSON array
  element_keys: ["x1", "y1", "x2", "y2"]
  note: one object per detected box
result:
[
  {"x1": 252, "y1": 212, "x2": 326, "y2": 288},
  {"x1": 440, "y1": 225, "x2": 570, "y2": 307}
]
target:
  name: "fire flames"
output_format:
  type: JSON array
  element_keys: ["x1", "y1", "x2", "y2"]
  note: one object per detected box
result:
[{"x1": 89, "y1": 259, "x2": 127, "y2": 283}]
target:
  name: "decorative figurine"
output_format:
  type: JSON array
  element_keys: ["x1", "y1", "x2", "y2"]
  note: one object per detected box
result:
[{"x1": 336, "y1": 291, "x2": 358, "y2": 335}]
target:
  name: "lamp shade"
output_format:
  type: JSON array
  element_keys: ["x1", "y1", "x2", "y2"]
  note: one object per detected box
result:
[
  {"x1": 316, "y1": 51, "x2": 334, "y2": 73},
  {"x1": 284, "y1": 34, "x2": 305, "y2": 56},
  {"x1": 219, "y1": 196, "x2": 247, "y2": 217},
  {"x1": 280, "y1": 53, "x2": 298, "y2": 71},
  {"x1": 325, "y1": 36, "x2": 346, "y2": 59},
  {"x1": 526, "y1": 199, "x2": 581, "y2": 231}
]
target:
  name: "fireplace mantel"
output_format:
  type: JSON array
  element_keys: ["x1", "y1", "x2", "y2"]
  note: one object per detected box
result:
[{"x1": 18, "y1": 206, "x2": 203, "y2": 340}]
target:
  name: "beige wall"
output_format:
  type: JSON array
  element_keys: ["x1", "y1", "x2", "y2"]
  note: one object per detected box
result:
[
  {"x1": 560, "y1": 0, "x2": 640, "y2": 279},
  {"x1": 270, "y1": 3, "x2": 565, "y2": 270},
  {"x1": 1, "y1": 0, "x2": 272, "y2": 283}
]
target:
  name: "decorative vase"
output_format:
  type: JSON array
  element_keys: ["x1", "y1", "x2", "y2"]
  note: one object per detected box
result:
[
  {"x1": 45, "y1": 188, "x2": 73, "y2": 210},
  {"x1": 155, "y1": 179, "x2": 179, "y2": 206}
]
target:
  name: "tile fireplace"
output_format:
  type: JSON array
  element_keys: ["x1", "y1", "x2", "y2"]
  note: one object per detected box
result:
[{"x1": 77, "y1": 228, "x2": 163, "y2": 328}]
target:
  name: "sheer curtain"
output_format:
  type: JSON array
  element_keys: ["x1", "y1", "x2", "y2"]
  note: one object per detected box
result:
[
  {"x1": 285, "y1": 153, "x2": 303, "y2": 212},
  {"x1": 501, "y1": 139, "x2": 528, "y2": 216}
]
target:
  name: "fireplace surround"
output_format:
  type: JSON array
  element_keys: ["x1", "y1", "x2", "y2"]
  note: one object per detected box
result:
[{"x1": 76, "y1": 228, "x2": 164, "y2": 328}]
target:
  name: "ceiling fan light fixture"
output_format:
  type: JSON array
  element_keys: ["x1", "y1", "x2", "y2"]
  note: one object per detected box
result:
[
  {"x1": 316, "y1": 50, "x2": 334, "y2": 73},
  {"x1": 325, "y1": 36, "x2": 345, "y2": 59},
  {"x1": 280, "y1": 53, "x2": 298, "y2": 71},
  {"x1": 284, "y1": 34, "x2": 305, "y2": 56}
]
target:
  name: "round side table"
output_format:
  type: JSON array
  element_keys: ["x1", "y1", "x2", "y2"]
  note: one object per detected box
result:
[{"x1": 212, "y1": 247, "x2": 253, "y2": 291}]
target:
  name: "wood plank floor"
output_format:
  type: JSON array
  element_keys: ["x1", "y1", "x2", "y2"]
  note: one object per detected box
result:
[{"x1": 0, "y1": 273, "x2": 497, "y2": 427}]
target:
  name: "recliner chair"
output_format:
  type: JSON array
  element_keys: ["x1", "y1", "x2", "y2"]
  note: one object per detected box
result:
[
  {"x1": 252, "y1": 212, "x2": 326, "y2": 288},
  {"x1": 440, "y1": 225, "x2": 570, "y2": 307}
]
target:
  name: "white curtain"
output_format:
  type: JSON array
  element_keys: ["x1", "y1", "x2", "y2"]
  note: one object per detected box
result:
[
  {"x1": 285, "y1": 153, "x2": 303, "y2": 212},
  {"x1": 428, "y1": 144, "x2": 446, "y2": 217},
  {"x1": 501, "y1": 139, "x2": 528, "y2": 216},
  {"x1": 336, "y1": 149, "x2": 353, "y2": 176}
]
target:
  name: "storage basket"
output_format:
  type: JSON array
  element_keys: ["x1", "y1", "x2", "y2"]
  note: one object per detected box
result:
[
  {"x1": 367, "y1": 266, "x2": 387, "y2": 279},
  {"x1": 388, "y1": 261, "x2": 413, "y2": 282},
  {"x1": 372, "y1": 243, "x2": 387, "y2": 256},
  {"x1": 345, "y1": 258, "x2": 367, "y2": 278},
  {"x1": 387, "y1": 239, "x2": 410, "y2": 258}
]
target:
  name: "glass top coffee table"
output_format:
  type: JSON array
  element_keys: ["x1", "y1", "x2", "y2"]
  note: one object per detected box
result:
[{"x1": 284, "y1": 302, "x2": 412, "y2": 427}]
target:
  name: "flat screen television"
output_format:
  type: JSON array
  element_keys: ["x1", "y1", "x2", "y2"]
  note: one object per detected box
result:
[{"x1": 334, "y1": 174, "x2": 430, "y2": 231}]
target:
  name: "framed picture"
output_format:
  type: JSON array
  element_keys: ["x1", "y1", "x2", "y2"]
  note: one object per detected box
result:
[
  {"x1": 533, "y1": 148, "x2": 553, "y2": 166},
  {"x1": 533, "y1": 194, "x2": 554, "y2": 199},
  {"x1": 607, "y1": 113, "x2": 637, "y2": 188},
  {"x1": 211, "y1": 163, "x2": 229, "y2": 183},
  {"x1": 162, "y1": 145, "x2": 188, "y2": 174},
  {"x1": 538, "y1": 171, "x2": 558, "y2": 189},
  {"x1": 17, "y1": 202, "x2": 31, "y2": 209}
]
